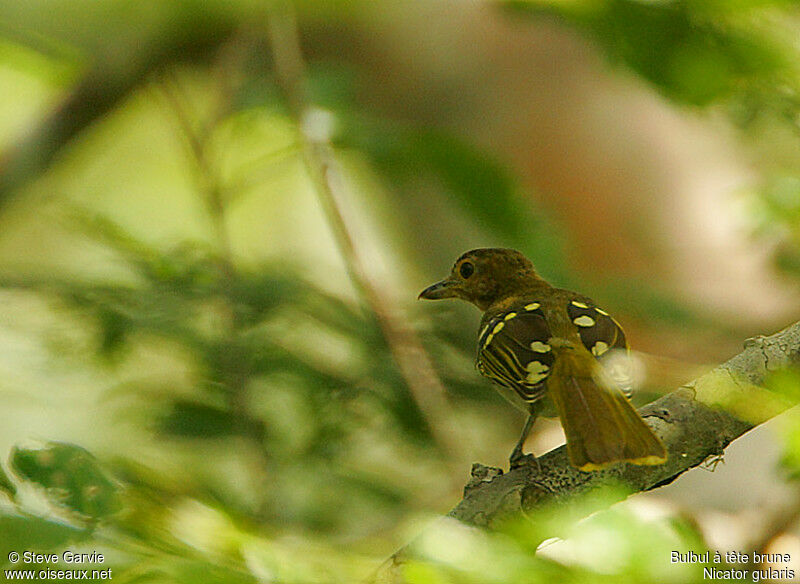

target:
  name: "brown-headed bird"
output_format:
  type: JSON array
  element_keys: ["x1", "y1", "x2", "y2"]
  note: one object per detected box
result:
[{"x1": 419, "y1": 248, "x2": 667, "y2": 471}]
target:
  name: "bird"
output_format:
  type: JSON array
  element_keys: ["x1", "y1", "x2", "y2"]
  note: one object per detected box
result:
[{"x1": 419, "y1": 248, "x2": 667, "y2": 471}]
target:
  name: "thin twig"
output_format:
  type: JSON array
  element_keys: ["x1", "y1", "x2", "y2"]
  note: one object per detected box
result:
[
  {"x1": 156, "y1": 42, "x2": 275, "y2": 516},
  {"x1": 265, "y1": 4, "x2": 467, "y2": 464},
  {"x1": 157, "y1": 72, "x2": 234, "y2": 264}
]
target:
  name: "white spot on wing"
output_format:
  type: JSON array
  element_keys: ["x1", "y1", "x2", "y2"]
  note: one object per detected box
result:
[
  {"x1": 574, "y1": 315, "x2": 596, "y2": 327},
  {"x1": 591, "y1": 341, "x2": 609, "y2": 356}
]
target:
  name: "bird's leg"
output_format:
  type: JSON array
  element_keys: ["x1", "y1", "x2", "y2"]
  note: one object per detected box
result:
[{"x1": 509, "y1": 408, "x2": 540, "y2": 470}]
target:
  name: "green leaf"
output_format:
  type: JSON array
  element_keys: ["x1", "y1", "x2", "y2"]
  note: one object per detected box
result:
[
  {"x1": 0, "y1": 514, "x2": 88, "y2": 567},
  {"x1": 159, "y1": 400, "x2": 242, "y2": 439},
  {"x1": 98, "y1": 307, "x2": 131, "y2": 357},
  {"x1": 767, "y1": 369, "x2": 800, "y2": 477},
  {"x1": 0, "y1": 464, "x2": 16, "y2": 499},
  {"x1": 504, "y1": 0, "x2": 790, "y2": 106},
  {"x1": 10, "y1": 442, "x2": 121, "y2": 520}
]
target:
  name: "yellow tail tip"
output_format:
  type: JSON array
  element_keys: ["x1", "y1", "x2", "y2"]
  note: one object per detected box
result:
[{"x1": 577, "y1": 453, "x2": 668, "y2": 472}]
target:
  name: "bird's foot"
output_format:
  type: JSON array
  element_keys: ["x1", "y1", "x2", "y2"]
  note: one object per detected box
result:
[{"x1": 509, "y1": 452, "x2": 541, "y2": 471}]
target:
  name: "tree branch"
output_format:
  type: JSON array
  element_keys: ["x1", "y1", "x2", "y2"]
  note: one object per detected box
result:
[{"x1": 370, "y1": 321, "x2": 800, "y2": 582}]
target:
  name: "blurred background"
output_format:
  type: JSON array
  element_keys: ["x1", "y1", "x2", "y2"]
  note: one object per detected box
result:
[{"x1": 1, "y1": 1, "x2": 800, "y2": 582}]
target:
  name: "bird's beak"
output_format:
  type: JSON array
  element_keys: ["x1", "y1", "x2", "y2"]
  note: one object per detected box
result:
[{"x1": 418, "y1": 278, "x2": 458, "y2": 300}]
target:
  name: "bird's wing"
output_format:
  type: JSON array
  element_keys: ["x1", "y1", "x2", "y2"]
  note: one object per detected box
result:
[
  {"x1": 476, "y1": 299, "x2": 632, "y2": 402},
  {"x1": 564, "y1": 299, "x2": 632, "y2": 394},
  {"x1": 476, "y1": 303, "x2": 554, "y2": 403},
  {"x1": 564, "y1": 299, "x2": 627, "y2": 356}
]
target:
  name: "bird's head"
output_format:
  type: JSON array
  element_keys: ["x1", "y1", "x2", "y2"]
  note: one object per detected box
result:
[{"x1": 418, "y1": 248, "x2": 540, "y2": 311}]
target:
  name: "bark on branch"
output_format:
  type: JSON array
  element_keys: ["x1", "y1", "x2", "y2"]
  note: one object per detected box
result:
[{"x1": 371, "y1": 321, "x2": 800, "y2": 583}]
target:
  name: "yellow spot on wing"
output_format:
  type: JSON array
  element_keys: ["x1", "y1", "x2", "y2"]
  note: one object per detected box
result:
[
  {"x1": 530, "y1": 341, "x2": 551, "y2": 353},
  {"x1": 591, "y1": 341, "x2": 609, "y2": 356},
  {"x1": 571, "y1": 301, "x2": 589, "y2": 309},
  {"x1": 525, "y1": 360, "x2": 550, "y2": 383},
  {"x1": 574, "y1": 315, "x2": 595, "y2": 327},
  {"x1": 595, "y1": 307, "x2": 609, "y2": 316},
  {"x1": 524, "y1": 302, "x2": 540, "y2": 311},
  {"x1": 493, "y1": 321, "x2": 505, "y2": 334},
  {"x1": 526, "y1": 361, "x2": 549, "y2": 373},
  {"x1": 480, "y1": 321, "x2": 497, "y2": 348},
  {"x1": 504, "y1": 312, "x2": 517, "y2": 321}
]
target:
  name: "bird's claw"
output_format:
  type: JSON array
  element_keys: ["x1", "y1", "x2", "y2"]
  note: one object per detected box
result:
[{"x1": 509, "y1": 452, "x2": 539, "y2": 471}]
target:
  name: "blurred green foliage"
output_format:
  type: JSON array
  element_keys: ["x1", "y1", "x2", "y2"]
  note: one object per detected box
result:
[
  {"x1": 507, "y1": 0, "x2": 800, "y2": 284},
  {"x1": 768, "y1": 369, "x2": 800, "y2": 478},
  {"x1": 0, "y1": 463, "x2": 15, "y2": 498},
  {"x1": 505, "y1": 0, "x2": 795, "y2": 107},
  {"x1": 747, "y1": 174, "x2": 800, "y2": 277},
  {"x1": 0, "y1": 1, "x2": 799, "y2": 583},
  {"x1": 399, "y1": 502, "x2": 712, "y2": 584}
]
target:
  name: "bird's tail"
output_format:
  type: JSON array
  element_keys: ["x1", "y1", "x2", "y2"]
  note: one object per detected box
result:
[{"x1": 548, "y1": 341, "x2": 667, "y2": 471}]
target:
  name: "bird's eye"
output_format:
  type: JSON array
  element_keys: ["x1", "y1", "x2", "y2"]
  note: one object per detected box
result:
[{"x1": 459, "y1": 262, "x2": 474, "y2": 279}]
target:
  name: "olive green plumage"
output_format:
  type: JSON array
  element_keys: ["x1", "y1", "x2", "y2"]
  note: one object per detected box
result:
[{"x1": 420, "y1": 248, "x2": 666, "y2": 471}]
